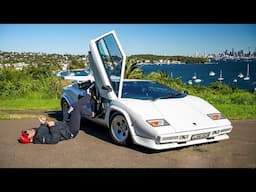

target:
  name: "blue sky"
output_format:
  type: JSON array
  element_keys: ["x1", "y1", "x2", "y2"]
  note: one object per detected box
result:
[{"x1": 0, "y1": 24, "x2": 255, "y2": 56}]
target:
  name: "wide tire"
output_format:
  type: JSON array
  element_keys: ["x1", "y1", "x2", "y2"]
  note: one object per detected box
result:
[
  {"x1": 61, "y1": 99, "x2": 70, "y2": 121},
  {"x1": 109, "y1": 113, "x2": 130, "y2": 146}
]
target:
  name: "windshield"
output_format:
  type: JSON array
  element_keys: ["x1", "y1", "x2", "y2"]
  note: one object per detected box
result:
[{"x1": 121, "y1": 81, "x2": 186, "y2": 100}]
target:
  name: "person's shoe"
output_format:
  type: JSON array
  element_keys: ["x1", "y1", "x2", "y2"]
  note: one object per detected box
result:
[{"x1": 68, "y1": 106, "x2": 74, "y2": 113}]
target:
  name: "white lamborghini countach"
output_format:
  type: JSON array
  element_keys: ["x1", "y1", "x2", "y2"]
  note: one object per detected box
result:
[{"x1": 61, "y1": 30, "x2": 233, "y2": 150}]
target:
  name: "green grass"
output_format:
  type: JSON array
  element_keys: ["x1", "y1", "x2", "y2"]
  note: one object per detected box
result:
[
  {"x1": 214, "y1": 104, "x2": 256, "y2": 120},
  {"x1": 196, "y1": 91, "x2": 256, "y2": 119},
  {"x1": 0, "y1": 113, "x2": 39, "y2": 120},
  {"x1": 0, "y1": 98, "x2": 60, "y2": 110}
]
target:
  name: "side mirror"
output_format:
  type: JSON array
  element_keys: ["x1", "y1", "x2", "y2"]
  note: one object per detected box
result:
[{"x1": 102, "y1": 85, "x2": 112, "y2": 92}]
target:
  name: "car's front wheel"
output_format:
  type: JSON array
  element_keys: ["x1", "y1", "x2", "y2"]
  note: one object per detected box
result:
[
  {"x1": 61, "y1": 99, "x2": 70, "y2": 121},
  {"x1": 109, "y1": 113, "x2": 131, "y2": 146}
]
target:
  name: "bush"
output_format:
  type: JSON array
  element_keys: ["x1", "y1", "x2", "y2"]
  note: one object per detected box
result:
[
  {"x1": 209, "y1": 82, "x2": 233, "y2": 94},
  {"x1": 229, "y1": 92, "x2": 256, "y2": 105},
  {"x1": 0, "y1": 66, "x2": 62, "y2": 99}
]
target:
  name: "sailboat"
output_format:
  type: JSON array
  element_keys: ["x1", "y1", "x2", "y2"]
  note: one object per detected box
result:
[
  {"x1": 194, "y1": 78, "x2": 202, "y2": 83},
  {"x1": 218, "y1": 69, "x2": 224, "y2": 81},
  {"x1": 191, "y1": 72, "x2": 201, "y2": 83},
  {"x1": 244, "y1": 64, "x2": 250, "y2": 81},
  {"x1": 188, "y1": 80, "x2": 193, "y2": 85},
  {"x1": 238, "y1": 72, "x2": 244, "y2": 78},
  {"x1": 209, "y1": 71, "x2": 215, "y2": 76},
  {"x1": 192, "y1": 72, "x2": 197, "y2": 80}
]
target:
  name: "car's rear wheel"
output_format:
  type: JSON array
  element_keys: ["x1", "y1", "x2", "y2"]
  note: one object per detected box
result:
[
  {"x1": 61, "y1": 99, "x2": 70, "y2": 121},
  {"x1": 109, "y1": 113, "x2": 130, "y2": 146}
]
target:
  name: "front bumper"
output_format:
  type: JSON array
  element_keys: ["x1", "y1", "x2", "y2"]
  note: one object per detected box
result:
[{"x1": 132, "y1": 125, "x2": 232, "y2": 150}]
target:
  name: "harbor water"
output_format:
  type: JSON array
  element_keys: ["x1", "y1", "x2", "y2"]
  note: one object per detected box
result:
[{"x1": 139, "y1": 59, "x2": 256, "y2": 92}]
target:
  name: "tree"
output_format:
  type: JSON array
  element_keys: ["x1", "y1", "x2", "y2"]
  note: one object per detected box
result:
[
  {"x1": 69, "y1": 59, "x2": 84, "y2": 70},
  {"x1": 125, "y1": 59, "x2": 143, "y2": 79}
]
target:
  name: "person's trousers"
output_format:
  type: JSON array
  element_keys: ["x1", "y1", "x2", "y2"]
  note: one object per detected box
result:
[{"x1": 66, "y1": 95, "x2": 91, "y2": 136}]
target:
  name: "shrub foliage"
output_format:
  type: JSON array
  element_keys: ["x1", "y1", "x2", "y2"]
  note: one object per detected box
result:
[{"x1": 0, "y1": 66, "x2": 62, "y2": 99}]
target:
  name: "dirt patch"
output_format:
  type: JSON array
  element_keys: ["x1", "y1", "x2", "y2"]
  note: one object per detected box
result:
[
  {"x1": 0, "y1": 110, "x2": 46, "y2": 114},
  {"x1": 0, "y1": 110, "x2": 63, "y2": 120}
]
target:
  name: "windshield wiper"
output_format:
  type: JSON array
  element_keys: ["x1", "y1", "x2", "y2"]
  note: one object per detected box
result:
[
  {"x1": 153, "y1": 93, "x2": 184, "y2": 101},
  {"x1": 153, "y1": 93, "x2": 176, "y2": 100}
]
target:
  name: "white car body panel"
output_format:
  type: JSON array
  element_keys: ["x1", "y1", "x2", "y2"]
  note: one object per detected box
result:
[
  {"x1": 120, "y1": 96, "x2": 231, "y2": 133},
  {"x1": 63, "y1": 74, "x2": 94, "y2": 82},
  {"x1": 61, "y1": 31, "x2": 233, "y2": 150}
]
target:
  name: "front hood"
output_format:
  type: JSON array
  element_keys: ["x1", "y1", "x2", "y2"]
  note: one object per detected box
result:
[
  {"x1": 121, "y1": 96, "x2": 231, "y2": 133},
  {"x1": 120, "y1": 99, "x2": 164, "y2": 119}
]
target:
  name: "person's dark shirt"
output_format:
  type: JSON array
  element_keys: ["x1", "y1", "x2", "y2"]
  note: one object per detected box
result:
[{"x1": 33, "y1": 122, "x2": 73, "y2": 144}]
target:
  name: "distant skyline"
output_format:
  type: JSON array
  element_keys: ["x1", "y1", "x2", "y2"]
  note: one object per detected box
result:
[{"x1": 0, "y1": 24, "x2": 255, "y2": 56}]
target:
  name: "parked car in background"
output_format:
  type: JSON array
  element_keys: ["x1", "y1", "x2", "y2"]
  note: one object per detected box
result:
[
  {"x1": 55, "y1": 69, "x2": 94, "y2": 82},
  {"x1": 61, "y1": 31, "x2": 233, "y2": 150}
]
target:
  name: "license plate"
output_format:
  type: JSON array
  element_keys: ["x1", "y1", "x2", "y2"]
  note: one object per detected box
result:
[{"x1": 191, "y1": 132, "x2": 210, "y2": 140}]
